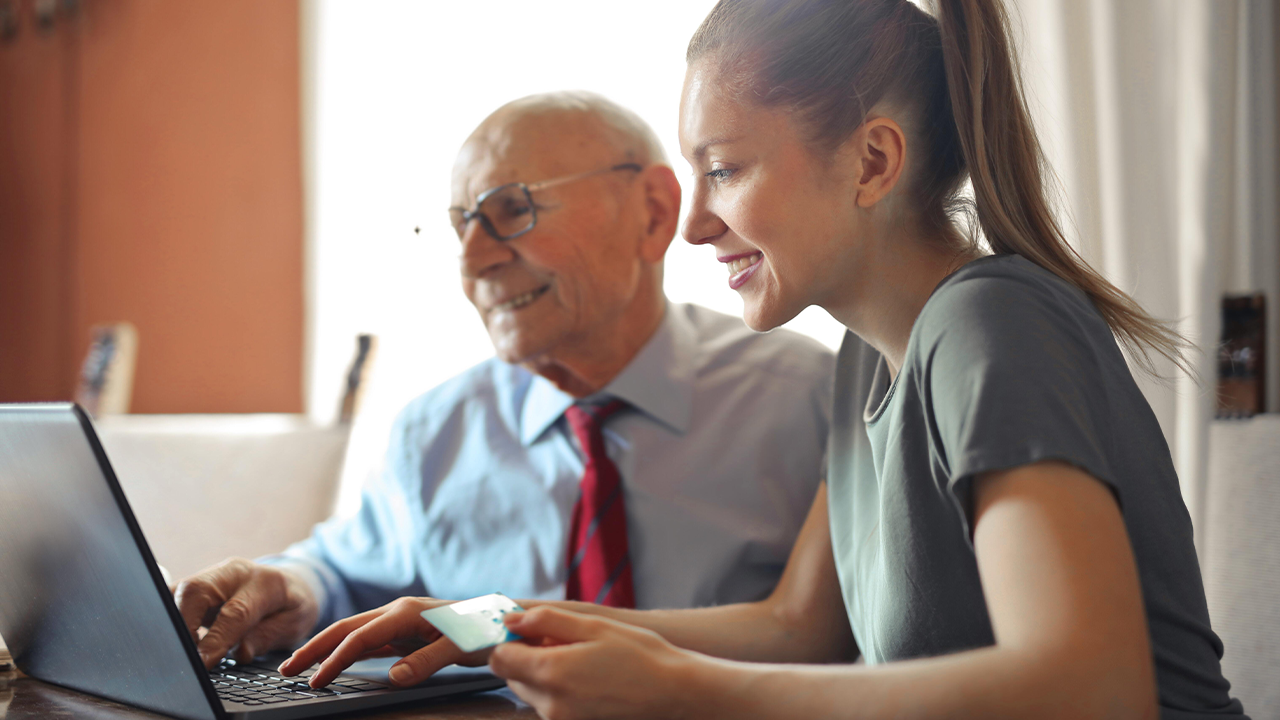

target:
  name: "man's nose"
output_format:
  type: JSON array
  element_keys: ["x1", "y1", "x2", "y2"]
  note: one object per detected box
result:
[
  {"x1": 681, "y1": 183, "x2": 727, "y2": 246},
  {"x1": 458, "y1": 219, "x2": 515, "y2": 278}
]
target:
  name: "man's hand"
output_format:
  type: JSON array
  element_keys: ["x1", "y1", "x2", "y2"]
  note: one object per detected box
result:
[
  {"x1": 172, "y1": 558, "x2": 319, "y2": 668},
  {"x1": 279, "y1": 597, "x2": 490, "y2": 689}
]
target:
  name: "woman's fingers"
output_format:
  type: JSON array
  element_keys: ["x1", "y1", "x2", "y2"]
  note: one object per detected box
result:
[
  {"x1": 505, "y1": 678, "x2": 557, "y2": 718},
  {"x1": 309, "y1": 600, "x2": 441, "y2": 688},
  {"x1": 491, "y1": 609, "x2": 692, "y2": 720},
  {"x1": 488, "y1": 640, "x2": 557, "y2": 686},
  {"x1": 503, "y1": 606, "x2": 607, "y2": 645},
  {"x1": 385, "y1": 638, "x2": 468, "y2": 686},
  {"x1": 279, "y1": 601, "x2": 408, "y2": 672},
  {"x1": 278, "y1": 608, "x2": 382, "y2": 675}
]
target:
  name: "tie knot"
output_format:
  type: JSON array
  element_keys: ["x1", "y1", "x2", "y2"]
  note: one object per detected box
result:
[{"x1": 565, "y1": 398, "x2": 627, "y2": 433}]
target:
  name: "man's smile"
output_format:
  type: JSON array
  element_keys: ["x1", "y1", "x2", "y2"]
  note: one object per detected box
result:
[{"x1": 488, "y1": 284, "x2": 551, "y2": 314}]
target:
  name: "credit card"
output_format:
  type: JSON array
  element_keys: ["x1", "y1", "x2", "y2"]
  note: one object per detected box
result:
[{"x1": 420, "y1": 593, "x2": 524, "y2": 653}]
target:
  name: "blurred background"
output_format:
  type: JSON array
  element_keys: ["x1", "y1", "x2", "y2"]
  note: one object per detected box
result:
[{"x1": 1, "y1": 0, "x2": 1279, "y2": 711}]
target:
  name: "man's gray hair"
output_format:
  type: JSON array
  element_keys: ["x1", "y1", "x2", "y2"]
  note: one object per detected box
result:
[{"x1": 490, "y1": 90, "x2": 668, "y2": 166}]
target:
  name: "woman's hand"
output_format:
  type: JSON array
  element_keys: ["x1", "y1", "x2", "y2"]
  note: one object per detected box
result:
[
  {"x1": 277, "y1": 597, "x2": 491, "y2": 688},
  {"x1": 490, "y1": 606, "x2": 697, "y2": 720}
]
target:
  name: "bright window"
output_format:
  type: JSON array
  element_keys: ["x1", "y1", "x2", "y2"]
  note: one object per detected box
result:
[{"x1": 306, "y1": 0, "x2": 847, "y2": 505}]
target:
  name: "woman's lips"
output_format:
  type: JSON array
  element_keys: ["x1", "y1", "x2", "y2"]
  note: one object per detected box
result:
[{"x1": 720, "y1": 252, "x2": 763, "y2": 290}]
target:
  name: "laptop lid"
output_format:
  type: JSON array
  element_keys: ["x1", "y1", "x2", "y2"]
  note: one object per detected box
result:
[{"x1": 0, "y1": 403, "x2": 223, "y2": 720}]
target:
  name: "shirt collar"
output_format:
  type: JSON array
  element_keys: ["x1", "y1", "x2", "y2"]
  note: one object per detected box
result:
[{"x1": 519, "y1": 302, "x2": 696, "y2": 446}]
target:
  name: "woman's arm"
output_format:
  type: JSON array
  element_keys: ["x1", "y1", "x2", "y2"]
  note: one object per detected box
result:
[
  {"x1": 490, "y1": 461, "x2": 1159, "y2": 720},
  {"x1": 282, "y1": 483, "x2": 854, "y2": 688},
  {"x1": 542, "y1": 482, "x2": 854, "y2": 664}
]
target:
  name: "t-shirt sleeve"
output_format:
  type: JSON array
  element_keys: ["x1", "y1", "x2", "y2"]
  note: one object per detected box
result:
[{"x1": 916, "y1": 273, "x2": 1119, "y2": 537}]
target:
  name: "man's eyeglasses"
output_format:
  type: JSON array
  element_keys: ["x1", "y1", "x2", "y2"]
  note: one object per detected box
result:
[{"x1": 448, "y1": 163, "x2": 643, "y2": 242}]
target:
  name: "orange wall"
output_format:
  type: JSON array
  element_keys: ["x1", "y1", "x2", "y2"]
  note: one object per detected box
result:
[
  {"x1": 0, "y1": 0, "x2": 303, "y2": 413},
  {"x1": 0, "y1": 2, "x2": 74, "y2": 406}
]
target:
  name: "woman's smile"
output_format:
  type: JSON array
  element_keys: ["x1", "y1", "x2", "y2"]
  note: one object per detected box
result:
[{"x1": 719, "y1": 251, "x2": 764, "y2": 289}]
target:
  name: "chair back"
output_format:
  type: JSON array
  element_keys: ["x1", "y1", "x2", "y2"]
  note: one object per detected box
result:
[{"x1": 1203, "y1": 415, "x2": 1280, "y2": 719}]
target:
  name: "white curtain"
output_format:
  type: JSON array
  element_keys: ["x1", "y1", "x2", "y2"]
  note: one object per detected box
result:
[{"x1": 1011, "y1": 0, "x2": 1280, "y2": 537}]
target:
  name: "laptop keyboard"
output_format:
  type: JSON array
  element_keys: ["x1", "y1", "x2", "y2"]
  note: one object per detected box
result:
[{"x1": 210, "y1": 658, "x2": 385, "y2": 706}]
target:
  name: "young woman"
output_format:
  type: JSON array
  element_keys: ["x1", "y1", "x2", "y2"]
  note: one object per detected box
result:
[{"x1": 281, "y1": 1, "x2": 1247, "y2": 717}]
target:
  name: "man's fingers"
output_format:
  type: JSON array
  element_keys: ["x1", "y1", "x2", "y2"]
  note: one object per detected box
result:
[
  {"x1": 235, "y1": 610, "x2": 302, "y2": 664},
  {"x1": 503, "y1": 606, "x2": 606, "y2": 645},
  {"x1": 172, "y1": 559, "x2": 254, "y2": 645},
  {"x1": 385, "y1": 638, "x2": 464, "y2": 687},
  {"x1": 174, "y1": 579, "x2": 221, "y2": 643},
  {"x1": 197, "y1": 587, "x2": 271, "y2": 667}
]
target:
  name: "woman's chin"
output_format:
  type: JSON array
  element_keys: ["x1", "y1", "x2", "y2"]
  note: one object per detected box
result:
[{"x1": 741, "y1": 302, "x2": 793, "y2": 333}]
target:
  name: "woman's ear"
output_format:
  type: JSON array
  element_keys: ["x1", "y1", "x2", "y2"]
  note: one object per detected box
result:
[{"x1": 847, "y1": 116, "x2": 908, "y2": 208}]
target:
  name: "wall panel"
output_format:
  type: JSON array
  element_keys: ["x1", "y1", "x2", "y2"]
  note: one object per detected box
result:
[{"x1": 0, "y1": 0, "x2": 303, "y2": 413}]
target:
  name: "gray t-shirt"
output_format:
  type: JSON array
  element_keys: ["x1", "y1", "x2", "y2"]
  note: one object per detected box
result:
[{"x1": 827, "y1": 254, "x2": 1246, "y2": 719}]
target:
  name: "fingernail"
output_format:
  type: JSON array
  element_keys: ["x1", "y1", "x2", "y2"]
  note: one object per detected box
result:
[
  {"x1": 504, "y1": 612, "x2": 523, "y2": 625},
  {"x1": 388, "y1": 664, "x2": 412, "y2": 685}
]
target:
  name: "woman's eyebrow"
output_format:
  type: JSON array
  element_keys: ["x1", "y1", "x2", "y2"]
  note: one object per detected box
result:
[{"x1": 690, "y1": 136, "x2": 743, "y2": 160}]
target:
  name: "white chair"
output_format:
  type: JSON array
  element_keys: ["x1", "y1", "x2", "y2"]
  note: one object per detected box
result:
[
  {"x1": 1203, "y1": 414, "x2": 1280, "y2": 720},
  {"x1": 93, "y1": 414, "x2": 350, "y2": 579}
]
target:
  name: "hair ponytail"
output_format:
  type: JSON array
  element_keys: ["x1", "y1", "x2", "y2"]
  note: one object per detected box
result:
[
  {"x1": 689, "y1": 0, "x2": 1190, "y2": 378},
  {"x1": 933, "y1": 0, "x2": 1189, "y2": 376}
]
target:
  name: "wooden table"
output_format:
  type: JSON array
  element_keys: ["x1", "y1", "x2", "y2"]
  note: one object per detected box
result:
[{"x1": 0, "y1": 669, "x2": 539, "y2": 719}]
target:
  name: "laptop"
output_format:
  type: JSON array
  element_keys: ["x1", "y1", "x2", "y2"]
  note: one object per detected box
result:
[{"x1": 0, "y1": 403, "x2": 507, "y2": 719}]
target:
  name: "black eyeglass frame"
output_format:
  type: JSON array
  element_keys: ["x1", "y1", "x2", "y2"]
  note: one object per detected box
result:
[{"x1": 449, "y1": 163, "x2": 643, "y2": 242}]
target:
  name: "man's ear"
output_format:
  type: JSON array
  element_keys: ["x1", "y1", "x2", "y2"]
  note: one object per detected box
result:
[
  {"x1": 847, "y1": 116, "x2": 908, "y2": 208},
  {"x1": 638, "y1": 165, "x2": 681, "y2": 263}
]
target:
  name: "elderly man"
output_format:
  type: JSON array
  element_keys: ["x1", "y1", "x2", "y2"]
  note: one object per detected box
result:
[{"x1": 174, "y1": 91, "x2": 833, "y2": 668}]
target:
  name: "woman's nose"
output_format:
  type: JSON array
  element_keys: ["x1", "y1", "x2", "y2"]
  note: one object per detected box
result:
[{"x1": 681, "y1": 184, "x2": 727, "y2": 246}]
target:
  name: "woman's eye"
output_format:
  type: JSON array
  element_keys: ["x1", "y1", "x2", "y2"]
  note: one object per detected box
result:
[{"x1": 705, "y1": 168, "x2": 735, "y2": 183}]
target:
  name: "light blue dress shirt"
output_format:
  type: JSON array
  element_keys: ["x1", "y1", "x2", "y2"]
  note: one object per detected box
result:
[{"x1": 264, "y1": 303, "x2": 834, "y2": 628}]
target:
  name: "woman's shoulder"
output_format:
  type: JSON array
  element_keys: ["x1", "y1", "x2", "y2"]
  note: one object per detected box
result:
[
  {"x1": 916, "y1": 255, "x2": 1107, "y2": 345},
  {"x1": 931, "y1": 254, "x2": 1093, "y2": 311},
  {"x1": 908, "y1": 254, "x2": 1122, "y2": 385}
]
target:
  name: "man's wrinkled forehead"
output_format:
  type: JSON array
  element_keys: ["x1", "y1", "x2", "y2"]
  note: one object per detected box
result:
[{"x1": 451, "y1": 110, "x2": 620, "y2": 205}]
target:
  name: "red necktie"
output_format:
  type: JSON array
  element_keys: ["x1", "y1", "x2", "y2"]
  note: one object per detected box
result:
[{"x1": 563, "y1": 399, "x2": 635, "y2": 608}]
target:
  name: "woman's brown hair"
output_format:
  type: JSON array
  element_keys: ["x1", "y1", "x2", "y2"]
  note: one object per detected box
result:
[{"x1": 688, "y1": 0, "x2": 1189, "y2": 377}]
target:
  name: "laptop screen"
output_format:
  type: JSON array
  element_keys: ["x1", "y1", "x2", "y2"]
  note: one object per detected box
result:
[{"x1": 0, "y1": 404, "x2": 219, "y2": 720}]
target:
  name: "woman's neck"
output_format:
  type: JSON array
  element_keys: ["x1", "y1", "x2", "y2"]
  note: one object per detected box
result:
[{"x1": 824, "y1": 227, "x2": 982, "y2": 381}]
